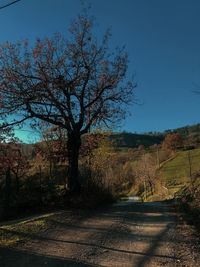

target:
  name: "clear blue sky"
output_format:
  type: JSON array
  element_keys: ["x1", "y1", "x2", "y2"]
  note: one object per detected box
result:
[{"x1": 1, "y1": 0, "x2": 200, "y2": 141}]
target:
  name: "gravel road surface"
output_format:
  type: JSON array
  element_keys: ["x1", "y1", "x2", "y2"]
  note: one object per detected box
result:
[{"x1": 0, "y1": 199, "x2": 199, "y2": 267}]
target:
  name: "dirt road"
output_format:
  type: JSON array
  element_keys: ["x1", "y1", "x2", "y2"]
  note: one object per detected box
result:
[{"x1": 0, "y1": 200, "x2": 199, "y2": 267}]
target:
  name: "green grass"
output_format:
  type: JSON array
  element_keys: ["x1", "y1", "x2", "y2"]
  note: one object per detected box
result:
[
  {"x1": 159, "y1": 148, "x2": 200, "y2": 188},
  {"x1": 128, "y1": 148, "x2": 200, "y2": 202}
]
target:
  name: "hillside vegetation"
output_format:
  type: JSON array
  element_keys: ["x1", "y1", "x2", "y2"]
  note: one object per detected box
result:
[
  {"x1": 1, "y1": 123, "x2": 200, "y2": 221},
  {"x1": 149, "y1": 147, "x2": 200, "y2": 227},
  {"x1": 159, "y1": 148, "x2": 200, "y2": 188},
  {"x1": 110, "y1": 123, "x2": 200, "y2": 150},
  {"x1": 109, "y1": 132, "x2": 164, "y2": 148}
]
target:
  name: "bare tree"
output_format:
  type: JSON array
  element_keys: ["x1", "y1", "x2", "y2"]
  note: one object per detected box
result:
[
  {"x1": 0, "y1": 0, "x2": 21, "y2": 11},
  {"x1": 135, "y1": 153, "x2": 157, "y2": 198},
  {"x1": 0, "y1": 128, "x2": 28, "y2": 216},
  {"x1": 35, "y1": 123, "x2": 67, "y2": 179},
  {"x1": 0, "y1": 14, "x2": 136, "y2": 193},
  {"x1": 0, "y1": 129, "x2": 29, "y2": 194}
]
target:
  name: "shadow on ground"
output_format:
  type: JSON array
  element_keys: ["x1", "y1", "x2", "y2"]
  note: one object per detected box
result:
[
  {"x1": 0, "y1": 246, "x2": 100, "y2": 267},
  {"x1": 0, "y1": 200, "x2": 179, "y2": 267}
]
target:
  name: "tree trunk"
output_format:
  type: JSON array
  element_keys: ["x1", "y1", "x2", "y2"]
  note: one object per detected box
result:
[
  {"x1": 67, "y1": 133, "x2": 81, "y2": 194},
  {"x1": 4, "y1": 167, "x2": 11, "y2": 218},
  {"x1": 49, "y1": 160, "x2": 53, "y2": 180},
  {"x1": 15, "y1": 173, "x2": 20, "y2": 194},
  {"x1": 39, "y1": 165, "x2": 42, "y2": 204},
  {"x1": 148, "y1": 180, "x2": 154, "y2": 196}
]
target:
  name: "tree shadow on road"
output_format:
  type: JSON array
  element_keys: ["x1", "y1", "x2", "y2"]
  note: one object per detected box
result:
[
  {"x1": 0, "y1": 200, "x2": 180, "y2": 267},
  {"x1": 0, "y1": 246, "x2": 100, "y2": 267}
]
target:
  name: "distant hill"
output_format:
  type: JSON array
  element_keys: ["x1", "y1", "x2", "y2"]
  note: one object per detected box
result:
[
  {"x1": 109, "y1": 132, "x2": 164, "y2": 149},
  {"x1": 19, "y1": 123, "x2": 200, "y2": 151},
  {"x1": 162, "y1": 123, "x2": 200, "y2": 147},
  {"x1": 109, "y1": 123, "x2": 200, "y2": 149},
  {"x1": 165, "y1": 123, "x2": 200, "y2": 140}
]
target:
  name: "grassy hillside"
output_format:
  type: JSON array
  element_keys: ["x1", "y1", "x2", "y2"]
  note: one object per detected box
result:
[
  {"x1": 159, "y1": 148, "x2": 200, "y2": 188},
  {"x1": 135, "y1": 148, "x2": 200, "y2": 202}
]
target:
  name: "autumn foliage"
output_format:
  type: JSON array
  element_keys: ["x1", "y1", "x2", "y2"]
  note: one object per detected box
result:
[{"x1": 162, "y1": 133, "x2": 183, "y2": 152}]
